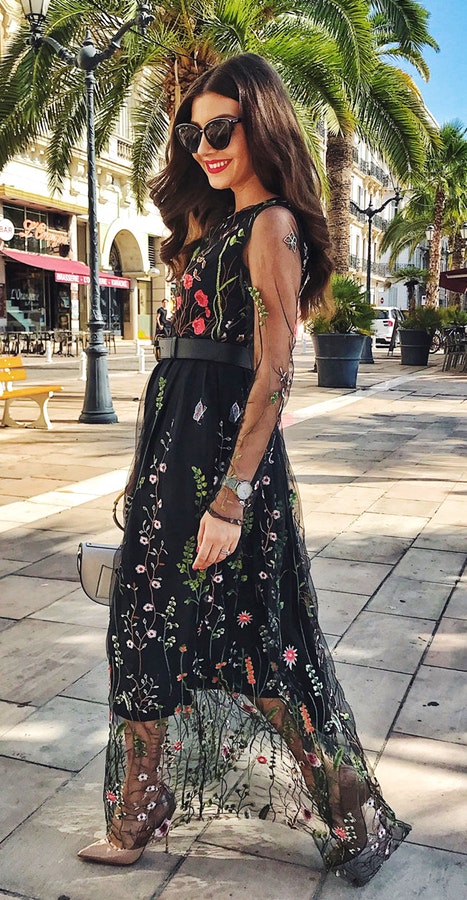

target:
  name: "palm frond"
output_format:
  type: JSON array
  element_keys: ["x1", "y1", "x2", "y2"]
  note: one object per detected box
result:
[
  {"x1": 371, "y1": 0, "x2": 439, "y2": 52},
  {"x1": 355, "y1": 62, "x2": 438, "y2": 182},
  {"x1": 131, "y1": 73, "x2": 170, "y2": 210}
]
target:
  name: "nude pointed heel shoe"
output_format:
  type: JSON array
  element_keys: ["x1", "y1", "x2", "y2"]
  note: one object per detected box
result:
[{"x1": 78, "y1": 784, "x2": 176, "y2": 866}]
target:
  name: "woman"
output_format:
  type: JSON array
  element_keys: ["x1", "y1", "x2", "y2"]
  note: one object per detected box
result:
[{"x1": 78, "y1": 53, "x2": 410, "y2": 885}]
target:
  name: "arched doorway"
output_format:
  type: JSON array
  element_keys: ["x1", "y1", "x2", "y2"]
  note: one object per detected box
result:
[{"x1": 98, "y1": 240, "x2": 129, "y2": 335}]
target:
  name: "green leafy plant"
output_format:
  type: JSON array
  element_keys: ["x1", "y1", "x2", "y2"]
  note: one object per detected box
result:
[
  {"x1": 443, "y1": 308, "x2": 467, "y2": 326},
  {"x1": 400, "y1": 305, "x2": 444, "y2": 334},
  {"x1": 308, "y1": 275, "x2": 375, "y2": 335}
]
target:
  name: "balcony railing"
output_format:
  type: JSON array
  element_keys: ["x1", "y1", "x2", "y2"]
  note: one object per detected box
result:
[
  {"x1": 373, "y1": 214, "x2": 388, "y2": 231},
  {"x1": 350, "y1": 201, "x2": 367, "y2": 223},
  {"x1": 349, "y1": 254, "x2": 362, "y2": 270},
  {"x1": 362, "y1": 259, "x2": 391, "y2": 277},
  {"x1": 369, "y1": 162, "x2": 389, "y2": 186},
  {"x1": 350, "y1": 202, "x2": 389, "y2": 232},
  {"x1": 117, "y1": 139, "x2": 132, "y2": 160},
  {"x1": 352, "y1": 153, "x2": 390, "y2": 186}
]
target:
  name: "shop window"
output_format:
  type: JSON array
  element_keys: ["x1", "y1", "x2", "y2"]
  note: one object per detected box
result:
[{"x1": 2, "y1": 204, "x2": 70, "y2": 255}]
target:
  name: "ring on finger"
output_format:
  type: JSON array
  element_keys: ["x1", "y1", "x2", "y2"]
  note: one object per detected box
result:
[{"x1": 220, "y1": 548, "x2": 229, "y2": 556}]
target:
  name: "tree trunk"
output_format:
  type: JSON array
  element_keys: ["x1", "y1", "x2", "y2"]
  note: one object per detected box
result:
[
  {"x1": 162, "y1": 49, "x2": 220, "y2": 120},
  {"x1": 425, "y1": 187, "x2": 445, "y2": 307},
  {"x1": 451, "y1": 230, "x2": 463, "y2": 270},
  {"x1": 406, "y1": 280, "x2": 417, "y2": 314},
  {"x1": 326, "y1": 133, "x2": 353, "y2": 274}
]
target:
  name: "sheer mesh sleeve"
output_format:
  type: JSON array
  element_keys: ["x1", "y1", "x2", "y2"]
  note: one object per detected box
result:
[{"x1": 212, "y1": 205, "x2": 302, "y2": 518}]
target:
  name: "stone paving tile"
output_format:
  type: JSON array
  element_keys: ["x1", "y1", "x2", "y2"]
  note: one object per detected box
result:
[
  {"x1": 0, "y1": 696, "x2": 108, "y2": 771},
  {"x1": 375, "y1": 734, "x2": 467, "y2": 854},
  {"x1": 1, "y1": 477, "x2": 68, "y2": 498},
  {"x1": 61, "y1": 660, "x2": 109, "y2": 705},
  {"x1": 0, "y1": 525, "x2": 79, "y2": 564},
  {"x1": 0, "y1": 699, "x2": 35, "y2": 737},
  {"x1": 313, "y1": 484, "x2": 392, "y2": 514},
  {"x1": 303, "y1": 513, "x2": 360, "y2": 554},
  {"x1": 387, "y1": 480, "x2": 455, "y2": 502},
  {"x1": 430, "y1": 499, "x2": 467, "y2": 527},
  {"x1": 319, "y1": 533, "x2": 412, "y2": 565},
  {"x1": 319, "y1": 843, "x2": 467, "y2": 900},
  {"x1": 158, "y1": 842, "x2": 321, "y2": 899},
  {"x1": 367, "y1": 497, "x2": 443, "y2": 518},
  {"x1": 0, "y1": 619, "x2": 106, "y2": 705},
  {"x1": 394, "y1": 548, "x2": 465, "y2": 584},
  {"x1": 367, "y1": 576, "x2": 453, "y2": 620},
  {"x1": 30, "y1": 588, "x2": 110, "y2": 629},
  {"x1": 0, "y1": 751, "x2": 181, "y2": 900},
  {"x1": 29, "y1": 506, "x2": 115, "y2": 534},
  {"x1": 16, "y1": 547, "x2": 82, "y2": 582},
  {"x1": 0, "y1": 499, "x2": 68, "y2": 525},
  {"x1": 393, "y1": 666, "x2": 466, "y2": 745},
  {"x1": 0, "y1": 574, "x2": 80, "y2": 618},
  {"x1": 0, "y1": 756, "x2": 69, "y2": 843},
  {"x1": 444, "y1": 579, "x2": 467, "y2": 619},
  {"x1": 413, "y1": 523, "x2": 466, "y2": 553},
  {"x1": 196, "y1": 816, "x2": 323, "y2": 870},
  {"x1": 423, "y1": 618, "x2": 467, "y2": 671},
  {"x1": 334, "y1": 662, "x2": 411, "y2": 752},
  {"x1": 332, "y1": 612, "x2": 434, "y2": 673},
  {"x1": 344, "y1": 511, "x2": 428, "y2": 539},
  {"x1": 0, "y1": 618, "x2": 15, "y2": 634},
  {"x1": 311, "y1": 558, "x2": 391, "y2": 596},
  {"x1": 315, "y1": 590, "x2": 369, "y2": 635},
  {"x1": 0, "y1": 559, "x2": 27, "y2": 577}
]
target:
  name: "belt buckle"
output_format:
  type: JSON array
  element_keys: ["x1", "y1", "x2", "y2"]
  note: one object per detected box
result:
[{"x1": 160, "y1": 336, "x2": 177, "y2": 358}]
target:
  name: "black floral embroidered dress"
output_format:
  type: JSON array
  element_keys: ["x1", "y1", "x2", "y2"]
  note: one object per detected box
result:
[{"x1": 105, "y1": 199, "x2": 410, "y2": 884}]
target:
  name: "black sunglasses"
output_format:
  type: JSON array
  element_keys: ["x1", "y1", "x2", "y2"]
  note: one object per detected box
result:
[{"x1": 175, "y1": 117, "x2": 242, "y2": 154}]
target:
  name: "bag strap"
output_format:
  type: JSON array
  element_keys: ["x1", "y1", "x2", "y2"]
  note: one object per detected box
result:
[{"x1": 112, "y1": 490, "x2": 125, "y2": 531}]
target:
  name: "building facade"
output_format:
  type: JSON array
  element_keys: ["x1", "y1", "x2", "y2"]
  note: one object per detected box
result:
[{"x1": 0, "y1": 1, "x2": 169, "y2": 341}]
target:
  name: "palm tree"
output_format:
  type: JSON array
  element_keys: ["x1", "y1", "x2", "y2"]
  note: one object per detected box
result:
[
  {"x1": 326, "y1": 0, "x2": 439, "y2": 273},
  {"x1": 0, "y1": 0, "x2": 375, "y2": 208},
  {"x1": 390, "y1": 264, "x2": 427, "y2": 313},
  {"x1": 381, "y1": 121, "x2": 467, "y2": 306}
]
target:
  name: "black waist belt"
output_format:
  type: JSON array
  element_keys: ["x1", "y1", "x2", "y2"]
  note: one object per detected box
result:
[{"x1": 158, "y1": 337, "x2": 253, "y2": 370}]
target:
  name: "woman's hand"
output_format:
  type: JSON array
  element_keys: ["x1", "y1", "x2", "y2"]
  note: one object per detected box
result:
[{"x1": 193, "y1": 510, "x2": 241, "y2": 570}]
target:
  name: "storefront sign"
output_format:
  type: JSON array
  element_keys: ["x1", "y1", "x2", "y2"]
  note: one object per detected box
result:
[
  {"x1": 19, "y1": 218, "x2": 69, "y2": 251},
  {"x1": 55, "y1": 272, "x2": 90, "y2": 285},
  {"x1": 0, "y1": 218, "x2": 14, "y2": 241},
  {"x1": 100, "y1": 275, "x2": 131, "y2": 289},
  {"x1": 55, "y1": 272, "x2": 130, "y2": 288}
]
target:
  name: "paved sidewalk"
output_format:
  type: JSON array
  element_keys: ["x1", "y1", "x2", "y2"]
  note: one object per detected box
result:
[{"x1": 0, "y1": 345, "x2": 466, "y2": 900}]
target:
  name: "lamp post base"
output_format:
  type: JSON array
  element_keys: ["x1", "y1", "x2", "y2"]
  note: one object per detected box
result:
[{"x1": 79, "y1": 342, "x2": 118, "y2": 424}]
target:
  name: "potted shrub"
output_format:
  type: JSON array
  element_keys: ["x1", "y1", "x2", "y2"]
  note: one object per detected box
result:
[
  {"x1": 399, "y1": 305, "x2": 444, "y2": 366},
  {"x1": 307, "y1": 275, "x2": 375, "y2": 388}
]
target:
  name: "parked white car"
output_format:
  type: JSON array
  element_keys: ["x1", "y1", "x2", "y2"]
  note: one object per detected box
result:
[{"x1": 371, "y1": 307, "x2": 406, "y2": 345}]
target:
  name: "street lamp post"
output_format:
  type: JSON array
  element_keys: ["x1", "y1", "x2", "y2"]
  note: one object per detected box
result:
[
  {"x1": 19, "y1": 0, "x2": 153, "y2": 424},
  {"x1": 353, "y1": 190, "x2": 401, "y2": 304}
]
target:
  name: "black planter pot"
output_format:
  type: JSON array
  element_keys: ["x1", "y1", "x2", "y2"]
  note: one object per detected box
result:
[
  {"x1": 399, "y1": 329, "x2": 431, "y2": 366},
  {"x1": 360, "y1": 335, "x2": 374, "y2": 364},
  {"x1": 312, "y1": 333, "x2": 365, "y2": 388}
]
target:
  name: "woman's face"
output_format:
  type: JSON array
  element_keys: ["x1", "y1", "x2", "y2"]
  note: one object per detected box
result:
[{"x1": 190, "y1": 92, "x2": 268, "y2": 208}]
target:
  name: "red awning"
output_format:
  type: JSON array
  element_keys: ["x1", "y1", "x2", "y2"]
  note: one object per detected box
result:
[
  {"x1": 439, "y1": 267, "x2": 467, "y2": 293},
  {"x1": 1, "y1": 247, "x2": 130, "y2": 289}
]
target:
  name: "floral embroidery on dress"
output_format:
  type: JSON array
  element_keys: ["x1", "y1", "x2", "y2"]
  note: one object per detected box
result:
[{"x1": 106, "y1": 200, "x2": 410, "y2": 888}]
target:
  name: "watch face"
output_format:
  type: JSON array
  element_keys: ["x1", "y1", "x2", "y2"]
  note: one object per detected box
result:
[{"x1": 237, "y1": 481, "x2": 253, "y2": 501}]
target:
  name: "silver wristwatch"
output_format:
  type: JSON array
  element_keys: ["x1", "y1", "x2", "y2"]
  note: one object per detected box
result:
[{"x1": 222, "y1": 475, "x2": 253, "y2": 504}]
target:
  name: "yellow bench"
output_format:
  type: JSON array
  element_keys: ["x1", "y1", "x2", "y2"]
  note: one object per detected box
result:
[{"x1": 0, "y1": 355, "x2": 63, "y2": 430}]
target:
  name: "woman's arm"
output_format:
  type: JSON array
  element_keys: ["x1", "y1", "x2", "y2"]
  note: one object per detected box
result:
[{"x1": 193, "y1": 205, "x2": 301, "y2": 570}]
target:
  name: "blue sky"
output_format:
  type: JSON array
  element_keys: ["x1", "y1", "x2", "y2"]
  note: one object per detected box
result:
[{"x1": 410, "y1": 0, "x2": 467, "y2": 126}]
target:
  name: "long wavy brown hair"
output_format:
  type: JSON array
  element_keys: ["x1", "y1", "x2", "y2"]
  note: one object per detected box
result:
[{"x1": 149, "y1": 53, "x2": 333, "y2": 321}]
